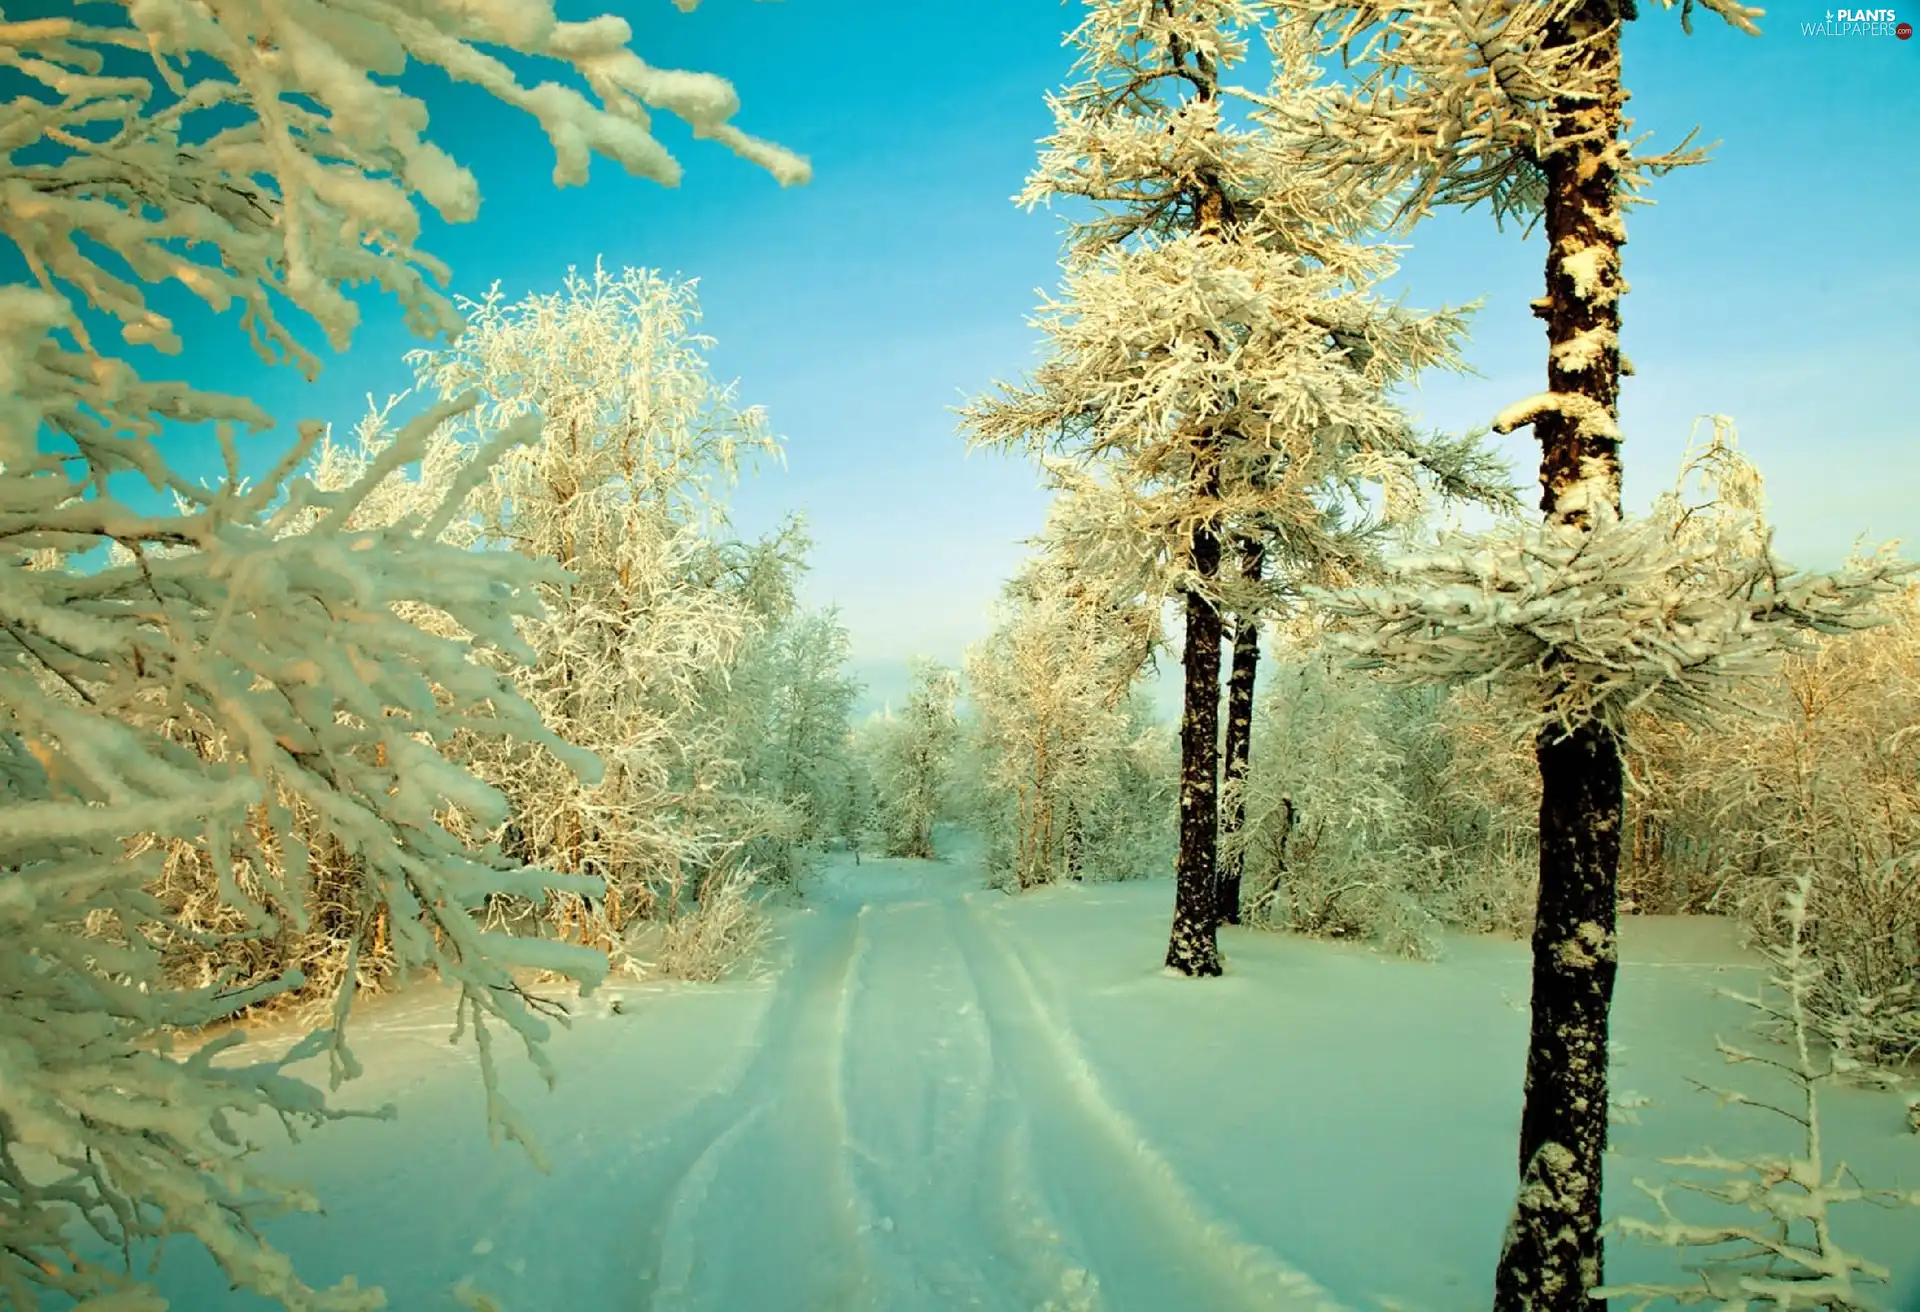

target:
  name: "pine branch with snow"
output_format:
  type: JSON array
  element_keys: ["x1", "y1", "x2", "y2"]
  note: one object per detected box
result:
[
  {"x1": 1311, "y1": 419, "x2": 1915, "y2": 745},
  {"x1": 1261, "y1": 0, "x2": 1759, "y2": 232}
]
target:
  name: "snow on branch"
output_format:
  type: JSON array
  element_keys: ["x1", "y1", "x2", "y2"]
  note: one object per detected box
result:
[
  {"x1": 1259, "y1": 0, "x2": 1754, "y2": 229},
  {"x1": 1313, "y1": 419, "x2": 1915, "y2": 745},
  {"x1": 1492, "y1": 389, "x2": 1622, "y2": 442},
  {"x1": 0, "y1": 0, "x2": 807, "y2": 492},
  {"x1": 0, "y1": 4, "x2": 806, "y2": 1306},
  {"x1": 0, "y1": 388, "x2": 617, "y2": 1310}
]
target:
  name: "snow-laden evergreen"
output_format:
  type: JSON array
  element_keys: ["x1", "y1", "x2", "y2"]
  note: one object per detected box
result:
[{"x1": 961, "y1": 0, "x2": 1516, "y2": 977}]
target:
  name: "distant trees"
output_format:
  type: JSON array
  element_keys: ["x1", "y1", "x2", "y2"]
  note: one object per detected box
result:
[
  {"x1": 963, "y1": 515, "x2": 1171, "y2": 889},
  {"x1": 0, "y1": 3, "x2": 803, "y2": 1307},
  {"x1": 961, "y1": 0, "x2": 1512, "y2": 976},
  {"x1": 718, "y1": 603, "x2": 866, "y2": 880},
  {"x1": 861, "y1": 659, "x2": 961, "y2": 859}
]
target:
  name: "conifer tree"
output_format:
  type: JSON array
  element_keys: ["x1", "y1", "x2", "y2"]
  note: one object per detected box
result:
[
  {"x1": 1265, "y1": 0, "x2": 1744, "y2": 1301},
  {"x1": 961, "y1": 0, "x2": 1512, "y2": 975},
  {"x1": 1267, "y1": 2, "x2": 1911, "y2": 1298}
]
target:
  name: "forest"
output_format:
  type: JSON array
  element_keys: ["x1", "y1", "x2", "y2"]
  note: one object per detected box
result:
[{"x1": 1, "y1": 0, "x2": 1915, "y2": 1309}]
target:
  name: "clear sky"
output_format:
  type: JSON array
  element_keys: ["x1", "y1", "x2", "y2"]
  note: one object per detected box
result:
[{"x1": 160, "y1": 0, "x2": 1919, "y2": 714}]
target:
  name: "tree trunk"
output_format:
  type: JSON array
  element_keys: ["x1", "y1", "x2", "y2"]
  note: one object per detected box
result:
[
  {"x1": 1159, "y1": 21, "x2": 1235, "y2": 977},
  {"x1": 1166, "y1": 514, "x2": 1225, "y2": 977},
  {"x1": 1216, "y1": 536, "x2": 1265, "y2": 926},
  {"x1": 1495, "y1": 721, "x2": 1624, "y2": 1309},
  {"x1": 1491, "y1": 1, "x2": 1631, "y2": 1306}
]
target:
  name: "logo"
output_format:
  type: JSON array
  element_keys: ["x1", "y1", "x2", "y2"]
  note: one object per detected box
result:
[{"x1": 1802, "y1": 5, "x2": 1904, "y2": 30}]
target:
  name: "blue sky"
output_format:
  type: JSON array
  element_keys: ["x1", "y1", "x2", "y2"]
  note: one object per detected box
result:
[{"x1": 154, "y1": 0, "x2": 1918, "y2": 714}]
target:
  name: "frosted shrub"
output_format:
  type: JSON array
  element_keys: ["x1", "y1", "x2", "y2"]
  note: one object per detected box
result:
[
  {"x1": 1686, "y1": 586, "x2": 1920, "y2": 1066},
  {"x1": 1418, "y1": 686, "x2": 1541, "y2": 937},
  {"x1": 1072, "y1": 708, "x2": 1179, "y2": 884},
  {"x1": 642, "y1": 865, "x2": 771, "y2": 983},
  {"x1": 1228, "y1": 645, "x2": 1441, "y2": 956},
  {"x1": 137, "y1": 784, "x2": 402, "y2": 1018},
  {"x1": 1225, "y1": 632, "x2": 1543, "y2": 952},
  {"x1": 1598, "y1": 874, "x2": 1920, "y2": 1308}
]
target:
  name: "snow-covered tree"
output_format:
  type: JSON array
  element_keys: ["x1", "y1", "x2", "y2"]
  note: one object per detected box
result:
[
  {"x1": 727, "y1": 607, "x2": 864, "y2": 851},
  {"x1": 964, "y1": 540, "x2": 1159, "y2": 889},
  {"x1": 1255, "y1": 0, "x2": 1789, "y2": 1296},
  {"x1": 0, "y1": 4, "x2": 803, "y2": 1306},
  {"x1": 1316, "y1": 413, "x2": 1909, "y2": 1303},
  {"x1": 412, "y1": 265, "x2": 792, "y2": 942},
  {"x1": 862, "y1": 659, "x2": 961, "y2": 860},
  {"x1": 960, "y1": 0, "x2": 1513, "y2": 976},
  {"x1": 310, "y1": 264, "x2": 811, "y2": 970}
]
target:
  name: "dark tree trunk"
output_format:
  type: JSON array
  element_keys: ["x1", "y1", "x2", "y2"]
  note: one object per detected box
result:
[
  {"x1": 1215, "y1": 536, "x2": 1265, "y2": 926},
  {"x1": 1491, "y1": 0, "x2": 1632, "y2": 1306},
  {"x1": 1496, "y1": 721, "x2": 1624, "y2": 1309},
  {"x1": 1166, "y1": 517, "x2": 1225, "y2": 977}
]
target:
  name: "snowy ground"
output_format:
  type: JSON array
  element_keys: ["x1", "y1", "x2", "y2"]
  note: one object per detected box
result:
[{"x1": 129, "y1": 849, "x2": 1920, "y2": 1311}]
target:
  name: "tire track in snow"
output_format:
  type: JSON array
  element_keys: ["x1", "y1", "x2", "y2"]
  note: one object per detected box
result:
[
  {"x1": 616, "y1": 904, "x2": 877, "y2": 1310},
  {"x1": 951, "y1": 895, "x2": 1348, "y2": 1312},
  {"x1": 838, "y1": 895, "x2": 1102, "y2": 1310}
]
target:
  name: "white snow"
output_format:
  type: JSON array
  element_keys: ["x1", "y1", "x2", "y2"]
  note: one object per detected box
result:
[
  {"x1": 112, "y1": 849, "x2": 1920, "y2": 1311},
  {"x1": 1559, "y1": 246, "x2": 1615, "y2": 305}
]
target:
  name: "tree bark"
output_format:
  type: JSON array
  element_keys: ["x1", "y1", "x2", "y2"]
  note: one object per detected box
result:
[
  {"x1": 1496, "y1": 721, "x2": 1624, "y2": 1310},
  {"x1": 1491, "y1": 0, "x2": 1632, "y2": 1306},
  {"x1": 1216, "y1": 536, "x2": 1265, "y2": 925},
  {"x1": 1167, "y1": 509, "x2": 1225, "y2": 977}
]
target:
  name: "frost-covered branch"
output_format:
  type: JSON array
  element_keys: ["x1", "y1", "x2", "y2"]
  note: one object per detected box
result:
[
  {"x1": 0, "y1": 0, "x2": 806, "y2": 491},
  {"x1": 0, "y1": 3, "x2": 807, "y2": 1305},
  {"x1": 1314, "y1": 420, "x2": 1915, "y2": 744}
]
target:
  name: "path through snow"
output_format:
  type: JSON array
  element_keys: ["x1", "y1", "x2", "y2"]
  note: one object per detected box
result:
[
  {"x1": 130, "y1": 851, "x2": 1920, "y2": 1312},
  {"x1": 606, "y1": 856, "x2": 1340, "y2": 1311}
]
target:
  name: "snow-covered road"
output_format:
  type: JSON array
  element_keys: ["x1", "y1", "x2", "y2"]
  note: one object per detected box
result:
[
  {"x1": 129, "y1": 852, "x2": 1920, "y2": 1312},
  {"x1": 613, "y1": 857, "x2": 1338, "y2": 1311}
]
